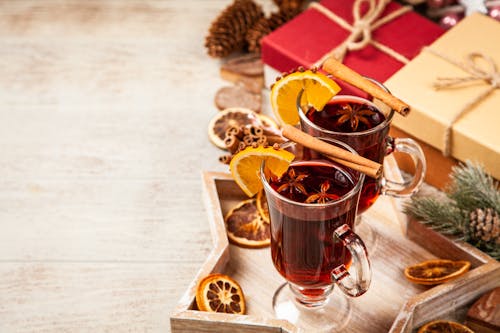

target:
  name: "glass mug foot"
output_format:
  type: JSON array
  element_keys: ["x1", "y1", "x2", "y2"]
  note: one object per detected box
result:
[{"x1": 273, "y1": 283, "x2": 352, "y2": 332}]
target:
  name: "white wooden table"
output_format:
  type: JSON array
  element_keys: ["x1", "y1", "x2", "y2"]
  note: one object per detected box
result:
[{"x1": 0, "y1": 1, "x2": 274, "y2": 332}]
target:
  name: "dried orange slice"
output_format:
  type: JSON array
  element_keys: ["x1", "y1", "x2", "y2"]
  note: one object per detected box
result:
[
  {"x1": 417, "y1": 320, "x2": 474, "y2": 333},
  {"x1": 195, "y1": 273, "x2": 246, "y2": 314},
  {"x1": 256, "y1": 113, "x2": 279, "y2": 130},
  {"x1": 270, "y1": 69, "x2": 341, "y2": 126},
  {"x1": 404, "y1": 259, "x2": 471, "y2": 285},
  {"x1": 208, "y1": 107, "x2": 278, "y2": 149},
  {"x1": 256, "y1": 189, "x2": 269, "y2": 223},
  {"x1": 229, "y1": 145, "x2": 294, "y2": 197},
  {"x1": 225, "y1": 198, "x2": 270, "y2": 248},
  {"x1": 208, "y1": 108, "x2": 258, "y2": 149}
]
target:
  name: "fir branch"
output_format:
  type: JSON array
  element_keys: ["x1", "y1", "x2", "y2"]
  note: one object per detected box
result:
[
  {"x1": 472, "y1": 241, "x2": 500, "y2": 260},
  {"x1": 447, "y1": 161, "x2": 500, "y2": 213},
  {"x1": 405, "y1": 161, "x2": 500, "y2": 260},
  {"x1": 403, "y1": 197, "x2": 467, "y2": 237}
]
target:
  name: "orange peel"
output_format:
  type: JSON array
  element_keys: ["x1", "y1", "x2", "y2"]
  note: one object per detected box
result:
[
  {"x1": 270, "y1": 69, "x2": 341, "y2": 126},
  {"x1": 404, "y1": 259, "x2": 471, "y2": 285},
  {"x1": 225, "y1": 198, "x2": 270, "y2": 248},
  {"x1": 195, "y1": 273, "x2": 246, "y2": 314},
  {"x1": 229, "y1": 145, "x2": 294, "y2": 197},
  {"x1": 417, "y1": 320, "x2": 474, "y2": 333}
]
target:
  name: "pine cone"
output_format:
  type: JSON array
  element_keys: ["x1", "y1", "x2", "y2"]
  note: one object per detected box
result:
[
  {"x1": 205, "y1": 0, "x2": 264, "y2": 58},
  {"x1": 469, "y1": 208, "x2": 500, "y2": 245},
  {"x1": 273, "y1": 0, "x2": 306, "y2": 11},
  {"x1": 246, "y1": 8, "x2": 301, "y2": 53}
]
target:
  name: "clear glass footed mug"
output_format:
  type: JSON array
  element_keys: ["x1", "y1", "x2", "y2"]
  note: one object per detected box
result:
[
  {"x1": 260, "y1": 138, "x2": 371, "y2": 332},
  {"x1": 297, "y1": 79, "x2": 426, "y2": 216}
]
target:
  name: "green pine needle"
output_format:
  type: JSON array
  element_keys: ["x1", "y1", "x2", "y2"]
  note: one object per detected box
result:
[
  {"x1": 403, "y1": 197, "x2": 467, "y2": 238},
  {"x1": 447, "y1": 161, "x2": 500, "y2": 212},
  {"x1": 404, "y1": 161, "x2": 500, "y2": 260},
  {"x1": 471, "y1": 241, "x2": 500, "y2": 261}
]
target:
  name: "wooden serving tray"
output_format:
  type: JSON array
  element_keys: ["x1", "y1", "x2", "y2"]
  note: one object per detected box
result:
[
  {"x1": 170, "y1": 158, "x2": 499, "y2": 333},
  {"x1": 389, "y1": 219, "x2": 500, "y2": 332}
]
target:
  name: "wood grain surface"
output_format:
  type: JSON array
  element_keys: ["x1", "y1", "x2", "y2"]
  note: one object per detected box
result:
[
  {"x1": 1, "y1": 1, "x2": 493, "y2": 333},
  {"x1": 0, "y1": 1, "x2": 266, "y2": 332}
]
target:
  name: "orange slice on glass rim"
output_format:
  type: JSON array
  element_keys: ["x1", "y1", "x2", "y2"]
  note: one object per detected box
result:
[
  {"x1": 225, "y1": 198, "x2": 270, "y2": 248},
  {"x1": 229, "y1": 145, "x2": 294, "y2": 197},
  {"x1": 195, "y1": 273, "x2": 246, "y2": 314},
  {"x1": 270, "y1": 69, "x2": 341, "y2": 126},
  {"x1": 404, "y1": 259, "x2": 471, "y2": 285},
  {"x1": 417, "y1": 320, "x2": 474, "y2": 333}
]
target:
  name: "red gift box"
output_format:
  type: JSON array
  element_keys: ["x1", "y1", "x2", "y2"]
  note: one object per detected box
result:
[{"x1": 261, "y1": 0, "x2": 444, "y2": 90}]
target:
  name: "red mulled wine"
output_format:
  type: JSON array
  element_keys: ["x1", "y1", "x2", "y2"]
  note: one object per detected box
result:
[
  {"x1": 305, "y1": 100, "x2": 385, "y2": 133},
  {"x1": 267, "y1": 161, "x2": 358, "y2": 288},
  {"x1": 303, "y1": 99, "x2": 389, "y2": 214}
]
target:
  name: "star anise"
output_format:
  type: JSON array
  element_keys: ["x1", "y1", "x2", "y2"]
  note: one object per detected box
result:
[
  {"x1": 305, "y1": 180, "x2": 339, "y2": 204},
  {"x1": 276, "y1": 167, "x2": 308, "y2": 195},
  {"x1": 337, "y1": 102, "x2": 375, "y2": 131}
]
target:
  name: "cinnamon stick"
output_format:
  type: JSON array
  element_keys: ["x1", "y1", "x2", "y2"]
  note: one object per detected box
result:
[
  {"x1": 224, "y1": 134, "x2": 241, "y2": 153},
  {"x1": 325, "y1": 155, "x2": 380, "y2": 179},
  {"x1": 281, "y1": 124, "x2": 382, "y2": 179},
  {"x1": 322, "y1": 57, "x2": 410, "y2": 116},
  {"x1": 225, "y1": 125, "x2": 243, "y2": 140},
  {"x1": 219, "y1": 155, "x2": 232, "y2": 164}
]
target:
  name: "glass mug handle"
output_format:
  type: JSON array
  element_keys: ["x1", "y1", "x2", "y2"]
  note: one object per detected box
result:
[
  {"x1": 331, "y1": 224, "x2": 371, "y2": 297},
  {"x1": 382, "y1": 137, "x2": 427, "y2": 198}
]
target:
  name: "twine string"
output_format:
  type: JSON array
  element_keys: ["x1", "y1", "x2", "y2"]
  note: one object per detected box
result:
[
  {"x1": 424, "y1": 47, "x2": 500, "y2": 156},
  {"x1": 309, "y1": 0, "x2": 412, "y2": 67}
]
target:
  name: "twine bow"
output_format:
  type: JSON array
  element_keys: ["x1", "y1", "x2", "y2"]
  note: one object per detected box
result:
[
  {"x1": 310, "y1": 0, "x2": 412, "y2": 67},
  {"x1": 424, "y1": 47, "x2": 500, "y2": 157}
]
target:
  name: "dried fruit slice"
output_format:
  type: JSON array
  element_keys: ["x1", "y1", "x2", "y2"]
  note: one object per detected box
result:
[
  {"x1": 256, "y1": 189, "x2": 269, "y2": 223},
  {"x1": 229, "y1": 145, "x2": 295, "y2": 197},
  {"x1": 256, "y1": 113, "x2": 279, "y2": 130},
  {"x1": 220, "y1": 53, "x2": 264, "y2": 93},
  {"x1": 221, "y1": 53, "x2": 263, "y2": 77},
  {"x1": 417, "y1": 320, "x2": 474, "y2": 333},
  {"x1": 270, "y1": 69, "x2": 341, "y2": 126},
  {"x1": 404, "y1": 259, "x2": 471, "y2": 285},
  {"x1": 214, "y1": 85, "x2": 262, "y2": 113},
  {"x1": 208, "y1": 108, "x2": 277, "y2": 149},
  {"x1": 225, "y1": 198, "x2": 270, "y2": 248},
  {"x1": 195, "y1": 273, "x2": 246, "y2": 314}
]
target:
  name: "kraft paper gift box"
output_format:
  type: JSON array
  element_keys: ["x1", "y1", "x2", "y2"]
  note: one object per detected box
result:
[
  {"x1": 385, "y1": 13, "x2": 500, "y2": 185},
  {"x1": 260, "y1": 0, "x2": 444, "y2": 90}
]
